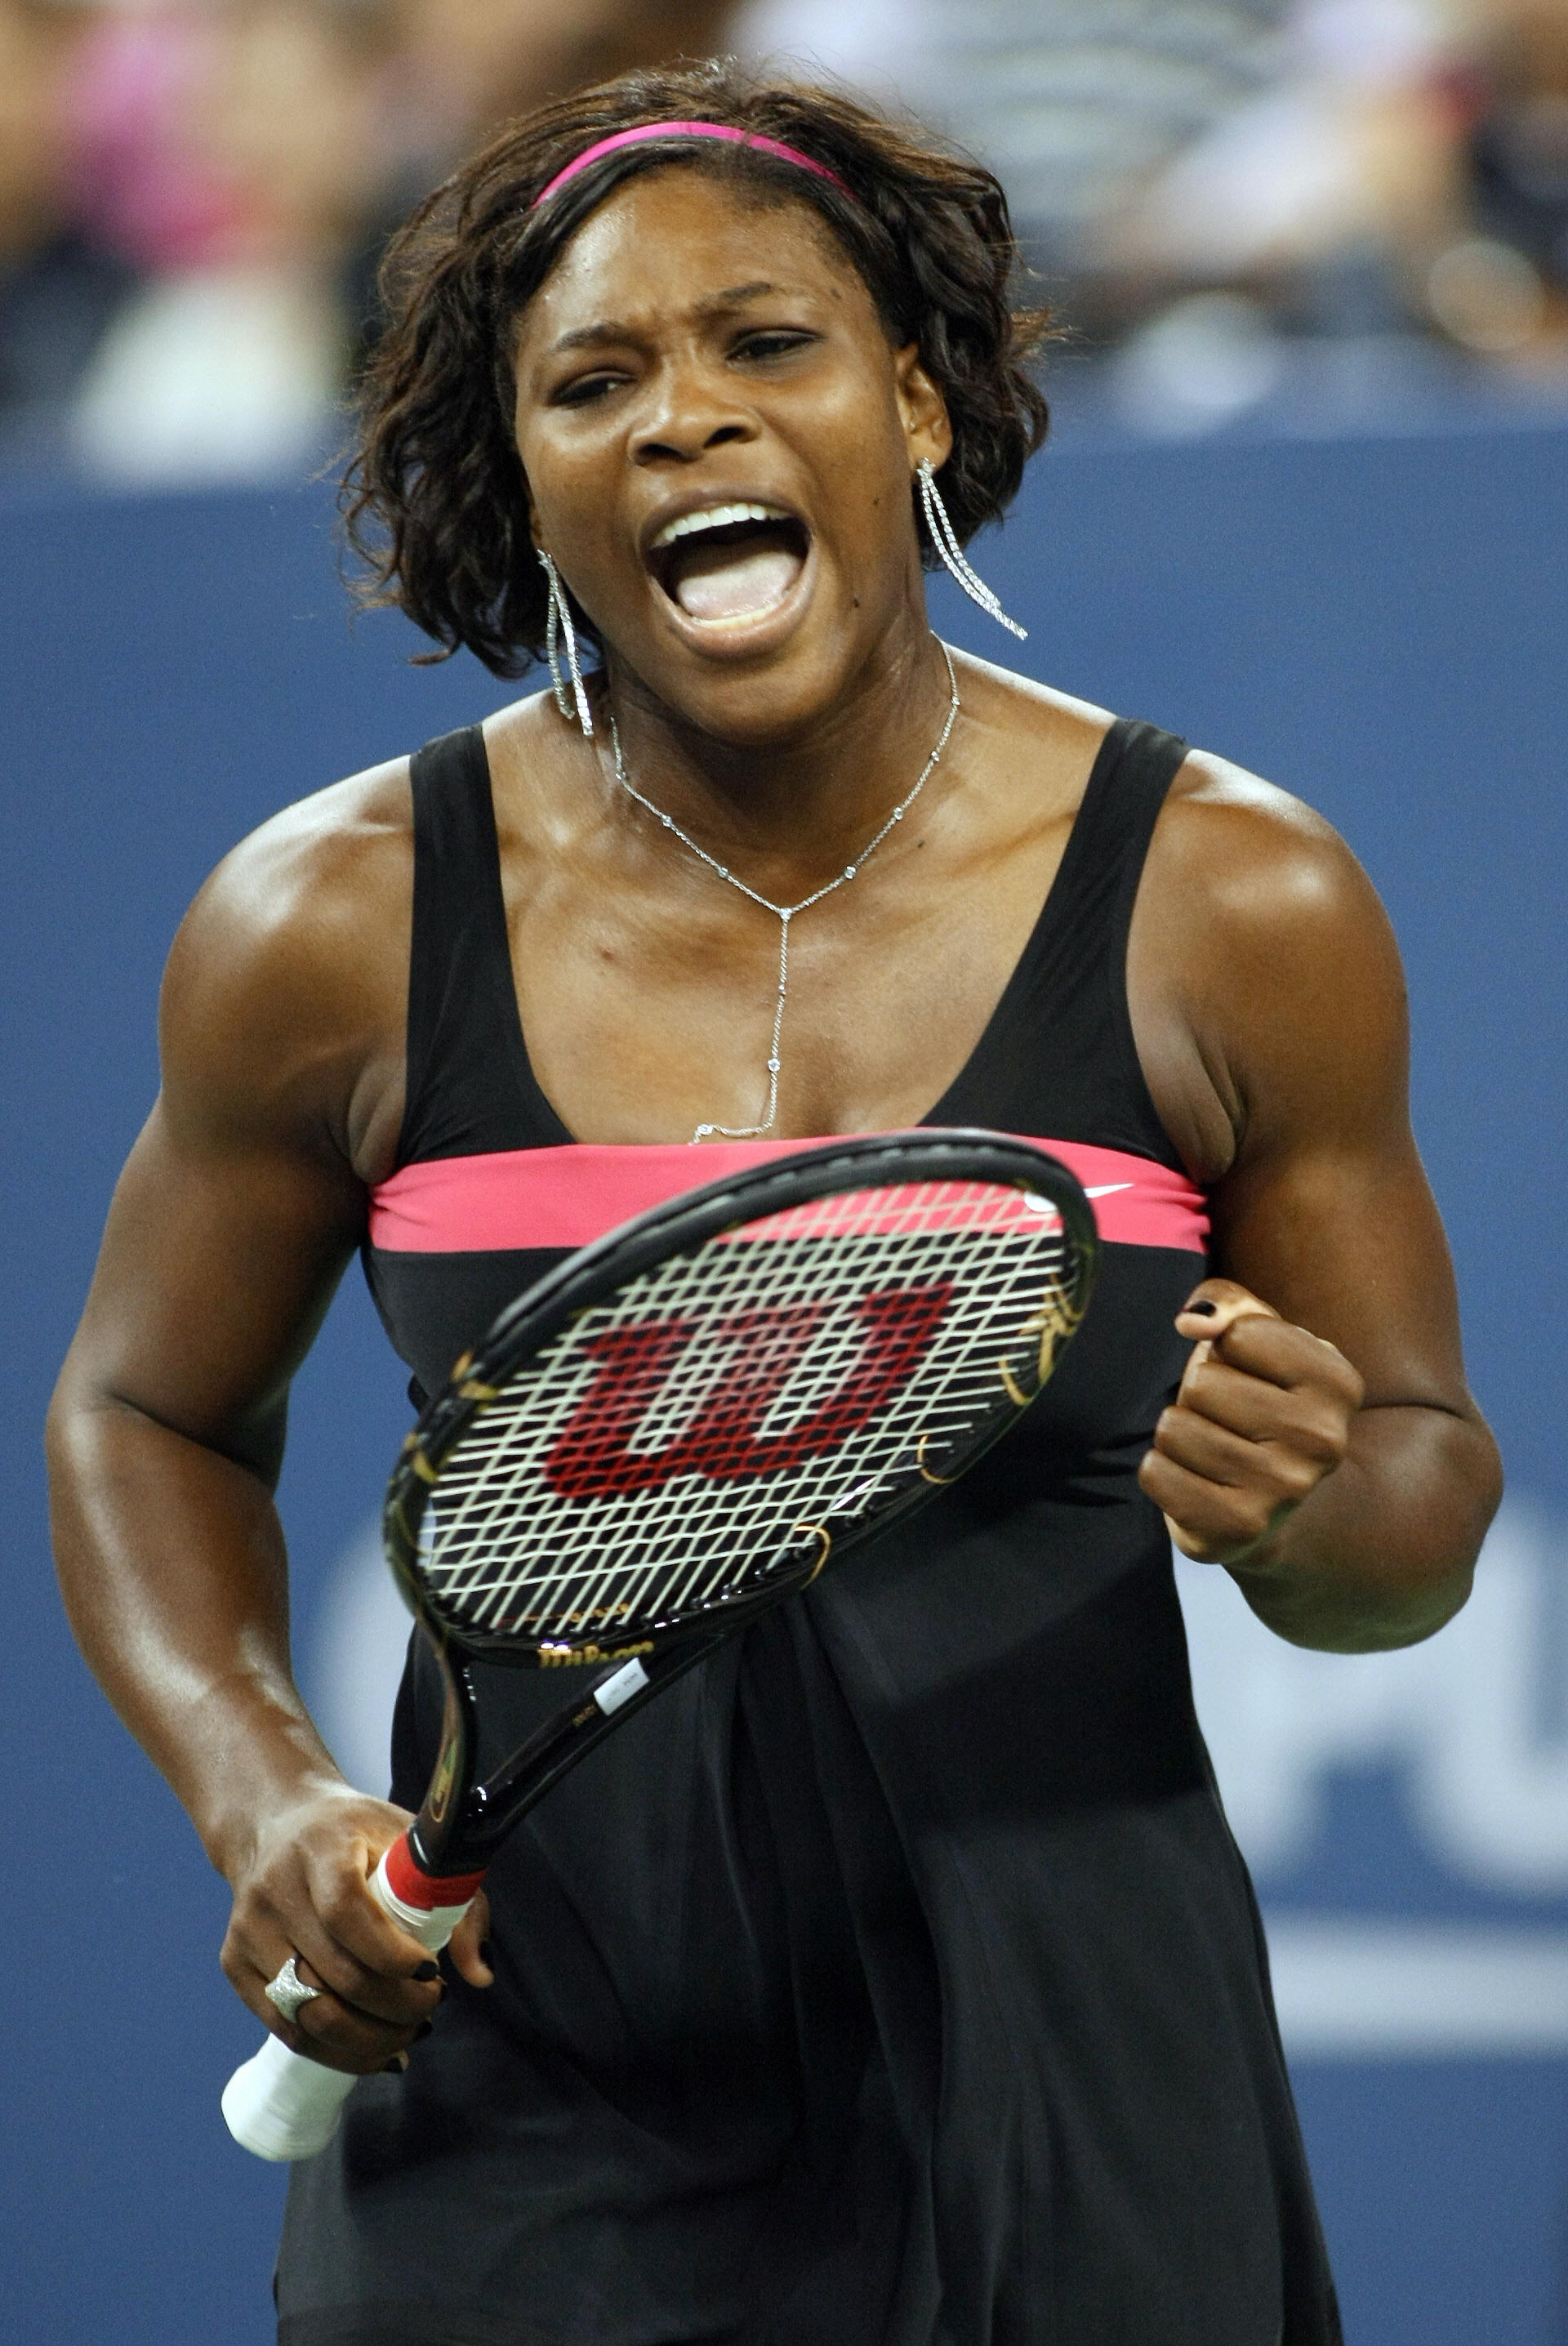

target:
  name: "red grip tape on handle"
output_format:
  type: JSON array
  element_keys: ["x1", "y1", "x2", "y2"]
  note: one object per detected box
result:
[{"x1": 384, "y1": 1834, "x2": 487, "y2": 1911}]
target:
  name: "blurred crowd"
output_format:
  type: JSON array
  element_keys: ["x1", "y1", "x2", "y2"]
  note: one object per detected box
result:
[{"x1": 2, "y1": 0, "x2": 1566, "y2": 484}]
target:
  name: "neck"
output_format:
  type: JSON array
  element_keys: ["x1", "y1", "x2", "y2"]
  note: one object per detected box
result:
[{"x1": 595, "y1": 617, "x2": 960, "y2": 880}]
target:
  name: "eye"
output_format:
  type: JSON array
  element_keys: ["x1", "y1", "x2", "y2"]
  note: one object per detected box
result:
[
  {"x1": 552, "y1": 369, "x2": 630, "y2": 408},
  {"x1": 734, "y1": 329, "x2": 817, "y2": 363}
]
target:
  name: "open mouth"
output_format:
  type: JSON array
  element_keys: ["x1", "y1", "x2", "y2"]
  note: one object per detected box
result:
[{"x1": 648, "y1": 502, "x2": 810, "y2": 627}]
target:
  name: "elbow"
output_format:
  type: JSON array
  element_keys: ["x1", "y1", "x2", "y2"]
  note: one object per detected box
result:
[
  {"x1": 1472, "y1": 1413, "x2": 1506, "y2": 1532},
  {"x1": 1443, "y1": 1407, "x2": 1506, "y2": 1593},
  {"x1": 1232, "y1": 1405, "x2": 1503, "y2": 1655},
  {"x1": 1346, "y1": 1410, "x2": 1504, "y2": 1652},
  {"x1": 1338, "y1": 1553, "x2": 1478, "y2": 1652}
]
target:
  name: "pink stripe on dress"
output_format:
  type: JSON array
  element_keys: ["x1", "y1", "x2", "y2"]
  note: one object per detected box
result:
[{"x1": 368, "y1": 1140, "x2": 1209, "y2": 1257}]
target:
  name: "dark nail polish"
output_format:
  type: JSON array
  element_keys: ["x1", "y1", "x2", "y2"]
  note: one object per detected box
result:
[
  {"x1": 382, "y1": 2057, "x2": 405, "y2": 2074},
  {"x1": 412, "y1": 1960, "x2": 439, "y2": 1982},
  {"x1": 415, "y1": 2019, "x2": 434, "y2": 2040},
  {"x1": 1184, "y1": 1299, "x2": 1217, "y2": 1317}
]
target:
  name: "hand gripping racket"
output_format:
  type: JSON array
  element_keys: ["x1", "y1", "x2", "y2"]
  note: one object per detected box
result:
[{"x1": 222, "y1": 1130, "x2": 1098, "y2": 2158}]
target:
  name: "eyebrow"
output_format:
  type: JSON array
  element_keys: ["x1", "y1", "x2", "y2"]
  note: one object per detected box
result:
[
  {"x1": 546, "y1": 283, "x2": 796, "y2": 356},
  {"x1": 706, "y1": 282, "x2": 782, "y2": 310}
]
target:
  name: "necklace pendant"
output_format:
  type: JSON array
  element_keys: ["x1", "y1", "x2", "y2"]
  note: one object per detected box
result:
[{"x1": 615, "y1": 638, "x2": 960, "y2": 1153}]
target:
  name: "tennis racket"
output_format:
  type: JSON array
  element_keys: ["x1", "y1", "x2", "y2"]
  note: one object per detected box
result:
[{"x1": 221, "y1": 1129, "x2": 1097, "y2": 2159}]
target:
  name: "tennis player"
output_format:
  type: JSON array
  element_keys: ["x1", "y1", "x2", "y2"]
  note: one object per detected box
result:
[{"x1": 49, "y1": 62, "x2": 1501, "y2": 2346}]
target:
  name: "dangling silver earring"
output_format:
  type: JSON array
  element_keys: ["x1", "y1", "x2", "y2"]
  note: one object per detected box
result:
[
  {"x1": 539, "y1": 549, "x2": 595, "y2": 734},
  {"x1": 916, "y1": 460, "x2": 1027, "y2": 640}
]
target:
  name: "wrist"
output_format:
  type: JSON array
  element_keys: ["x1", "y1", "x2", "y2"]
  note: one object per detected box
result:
[{"x1": 181, "y1": 1693, "x2": 348, "y2": 1882}]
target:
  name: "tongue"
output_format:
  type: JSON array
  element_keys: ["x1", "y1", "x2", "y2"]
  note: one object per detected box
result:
[{"x1": 671, "y1": 539, "x2": 802, "y2": 622}]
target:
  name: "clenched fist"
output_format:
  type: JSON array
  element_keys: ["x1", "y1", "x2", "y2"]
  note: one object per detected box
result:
[{"x1": 1139, "y1": 1279, "x2": 1365, "y2": 1566}]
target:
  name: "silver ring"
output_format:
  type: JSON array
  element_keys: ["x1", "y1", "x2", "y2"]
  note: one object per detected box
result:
[{"x1": 264, "y1": 1954, "x2": 323, "y2": 2026}]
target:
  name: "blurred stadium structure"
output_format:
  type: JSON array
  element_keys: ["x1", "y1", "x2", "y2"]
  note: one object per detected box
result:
[{"x1": 1, "y1": 0, "x2": 1566, "y2": 482}]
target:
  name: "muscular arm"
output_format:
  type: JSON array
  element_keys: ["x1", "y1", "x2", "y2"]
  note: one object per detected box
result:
[
  {"x1": 46, "y1": 775, "x2": 488, "y2": 2070},
  {"x1": 1134, "y1": 760, "x2": 1503, "y2": 1652}
]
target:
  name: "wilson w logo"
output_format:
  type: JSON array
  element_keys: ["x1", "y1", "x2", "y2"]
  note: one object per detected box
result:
[{"x1": 543, "y1": 1283, "x2": 954, "y2": 1498}]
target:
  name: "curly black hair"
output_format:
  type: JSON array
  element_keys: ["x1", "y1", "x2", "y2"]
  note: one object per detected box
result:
[{"x1": 345, "y1": 59, "x2": 1051, "y2": 679}]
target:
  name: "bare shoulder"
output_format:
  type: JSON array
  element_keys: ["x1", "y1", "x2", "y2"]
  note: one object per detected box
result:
[
  {"x1": 1155, "y1": 746, "x2": 1389, "y2": 948},
  {"x1": 958, "y1": 662, "x2": 1382, "y2": 952},
  {"x1": 161, "y1": 756, "x2": 414, "y2": 1158},
  {"x1": 1142, "y1": 746, "x2": 1411, "y2": 1157}
]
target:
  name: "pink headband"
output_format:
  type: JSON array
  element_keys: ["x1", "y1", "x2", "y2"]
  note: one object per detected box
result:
[{"x1": 532, "y1": 122, "x2": 852, "y2": 212}]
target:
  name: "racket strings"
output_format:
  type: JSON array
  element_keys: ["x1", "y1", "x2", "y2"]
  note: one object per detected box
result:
[
  {"x1": 436, "y1": 1226, "x2": 1069, "y2": 1635},
  {"x1": 420, "y1": 1178, "x2": 1082, "y2": 1644},
  {"x1": 435, "y1": 1242, "x2": 1060, "y2": 1635}
]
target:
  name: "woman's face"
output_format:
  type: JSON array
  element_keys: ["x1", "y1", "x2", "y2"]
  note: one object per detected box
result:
[{"x1": 511, "y1": 167, "x2": 951, "y2": 745}]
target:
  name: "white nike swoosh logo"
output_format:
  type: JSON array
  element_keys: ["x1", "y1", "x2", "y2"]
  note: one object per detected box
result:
[{"x1": 1084, "y1": 1183, "x2": 1134, "y2": 1198}]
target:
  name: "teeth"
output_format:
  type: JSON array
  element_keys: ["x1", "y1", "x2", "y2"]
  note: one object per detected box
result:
[{"x1": 650, "y1": 502, "x2": 791, "y2": 551}]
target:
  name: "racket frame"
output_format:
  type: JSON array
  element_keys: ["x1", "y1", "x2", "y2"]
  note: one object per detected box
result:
[{"x1": 383, "y1": 1131, "x2": 1097, "y2": 1880}]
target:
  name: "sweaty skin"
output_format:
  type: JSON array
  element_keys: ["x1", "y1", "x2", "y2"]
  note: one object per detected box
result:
[{"x1": 47, "y1": 170, "x2": 1501, "y2": 2074}]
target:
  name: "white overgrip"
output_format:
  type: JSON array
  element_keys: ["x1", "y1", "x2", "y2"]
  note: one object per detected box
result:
[
  {"x1": 220, "y1": 1840, "x2": 476, "y2": 2161},
  {"x1": 219, "y1": 2030, "x2": 359, "y2": 2163}
]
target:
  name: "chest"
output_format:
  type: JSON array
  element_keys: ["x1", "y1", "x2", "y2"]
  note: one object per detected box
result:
[{"x1": 501, "y1": 802, "x2": 1076, "y2": 1146}]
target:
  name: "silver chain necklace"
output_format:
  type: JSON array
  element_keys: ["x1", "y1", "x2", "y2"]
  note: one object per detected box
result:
[{"x1": 608, "y1": 639, "x2": 960, "y2": 1144}]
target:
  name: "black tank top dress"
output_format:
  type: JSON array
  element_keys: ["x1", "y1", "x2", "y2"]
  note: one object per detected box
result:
[{"x1": 275, "y1": 719, "x2": 1342, "y2": 2346}]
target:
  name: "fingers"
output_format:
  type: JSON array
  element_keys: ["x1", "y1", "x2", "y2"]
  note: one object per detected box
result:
[
  {"x1": 296, "y1": 1839, "x2": 448, "y2": 2012},
  {"x1": 283, "y1": 1952, "x2": 440, "y2": 2076},
  {"x1": 1139, "y1": 1448, "x2": 1295, "y2": 1562},
  {"x1": 1152, "y1": 1393, "x2": 1345, "y2": 1487},
  {"x1": 279, "y1": 1868, "x2": 446, "y2": 2059},
  {"x1": 226, "y1": 1907, "x2": 444, "y2": 2076},
  {"x1": 1139, "y1": 1407, "x2": 1334, "y2": 1560},
  {"x1": 448, "y1": 1890, "x2": 495, "y2": 1991},
  {"x1": 1174, "y1": 1347, "x2": 1361, "y2": 1448},
  {"x1": 220, "y1": 1793, "x2": 452, "y2": 2075},
  {"x1": 1144, "y1": 1278, "x2": 1365, "y2": 1565},
  {"x1": 1174, "y1": 1277, "x2": 1281, "y2": 1350}
]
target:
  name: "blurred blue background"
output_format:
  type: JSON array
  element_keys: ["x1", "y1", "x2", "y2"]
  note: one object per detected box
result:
[{"x1": 3, "y1": 410, "x2": 1566, "y2": 2341}]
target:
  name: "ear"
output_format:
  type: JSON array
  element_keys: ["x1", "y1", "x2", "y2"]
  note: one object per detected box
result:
[{"x1": 892, "y1": 343, "x2": 952, "y2": 475}]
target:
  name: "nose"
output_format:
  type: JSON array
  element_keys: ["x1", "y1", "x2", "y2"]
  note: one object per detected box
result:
[{"x1": 630, "y1": 359, "x2": 760, "y2": 468}]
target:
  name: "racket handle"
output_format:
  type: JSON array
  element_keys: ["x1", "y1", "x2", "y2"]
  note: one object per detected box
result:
[
  {"x1": 220, "y1": 1840, "x2": 479, "y2": 2161},
  {"x1": 219, "y1": 2032, "x2": 361, "y2": 2163}
]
